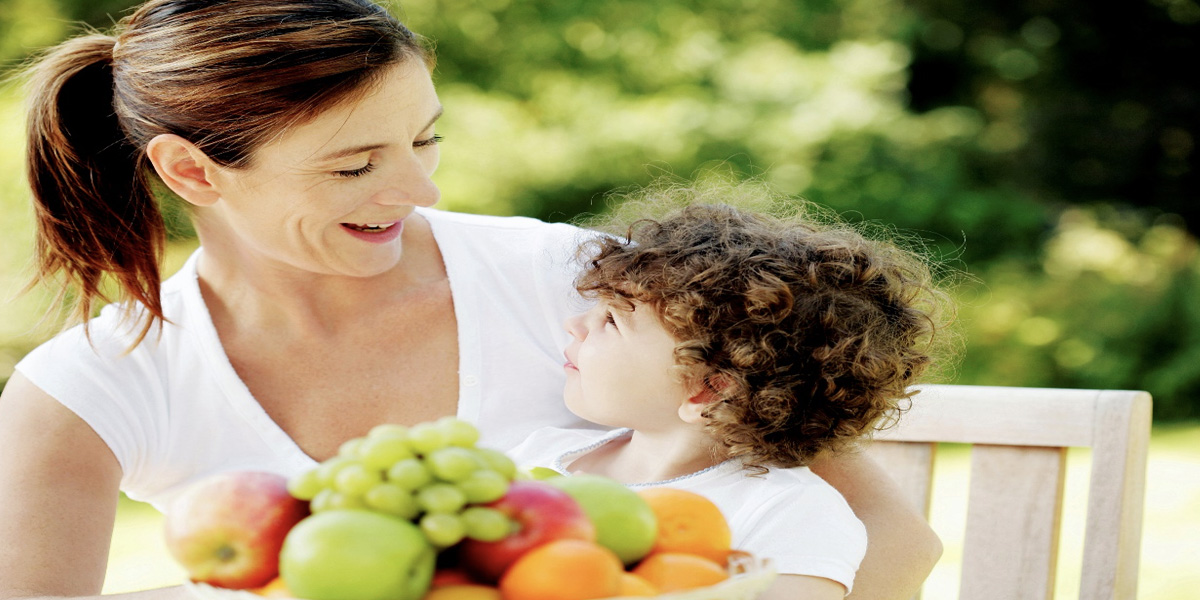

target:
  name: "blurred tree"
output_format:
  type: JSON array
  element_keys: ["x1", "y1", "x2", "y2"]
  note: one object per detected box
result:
[
  {"x1": 906, "y1": 0, "x2": 1199, "y2": 233},
  {"x1": 0, "y1": 0, "x2": 1196, "y2": 418}
]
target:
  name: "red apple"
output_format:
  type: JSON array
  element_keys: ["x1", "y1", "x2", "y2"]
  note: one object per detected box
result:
[
  {"x1": 458, "y1": 480, "x2": 595, "y2": 582},
  {"x1": 164, "y1": 470, "x2": 310, "y2": 589}
]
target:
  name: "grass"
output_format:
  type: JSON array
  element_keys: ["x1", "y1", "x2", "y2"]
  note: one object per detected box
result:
[{"x1": 103, "y1": 424, "x2": 1200, "y2": 597}]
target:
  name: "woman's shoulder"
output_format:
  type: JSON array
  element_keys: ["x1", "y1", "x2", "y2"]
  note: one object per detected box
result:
[
  {"x1": 421, "y1": 208, "x2": 600, "y2": 281},
  {"x1": 21, "y1": 248, "x2": 203, "y2": 366},
  {"x1": 419, "y1": 207, "x2": 578, "y2": 234},
  {"x1": 421, "y1": 208, "x2": 598, "y2": 250}
]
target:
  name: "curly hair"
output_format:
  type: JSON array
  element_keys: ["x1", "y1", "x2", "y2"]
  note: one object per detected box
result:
[{"x1": 575, "y1": 181, "x2": 955, "y2": 470}]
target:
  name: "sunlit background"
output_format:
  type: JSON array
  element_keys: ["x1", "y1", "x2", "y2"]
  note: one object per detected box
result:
[{"x1": 0, "y1": 0, "x2": 1196, "y2": 597}]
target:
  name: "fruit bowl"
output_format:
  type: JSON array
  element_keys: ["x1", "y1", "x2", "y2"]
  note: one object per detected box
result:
[{"x1": 183, "y1": 554, "x2": 776, "y2": 600}]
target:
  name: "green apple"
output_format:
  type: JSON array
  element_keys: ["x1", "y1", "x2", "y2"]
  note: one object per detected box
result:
[
  {"x1": 546, "y1": 474, "x2": 658, "y2": 564},
  {"x1": 280, "y1": 509, "x2": 435, "y2": 600}
]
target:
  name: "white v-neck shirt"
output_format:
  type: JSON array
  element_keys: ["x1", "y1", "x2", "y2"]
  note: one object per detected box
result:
[
  {"x1": 16, "y1": 208, "x2": 602, "y2": 512},
  {"x1": 510, "y1": 427, "x2": 867, "y2": 594}
]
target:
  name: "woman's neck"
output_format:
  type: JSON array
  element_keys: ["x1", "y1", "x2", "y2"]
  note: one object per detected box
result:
[
  {"x1": 193, "y1": 213, "x2": 446, "y2": 337},
  {"x1": 566, "y1": 427, "x2": 728, "y2": 485}
]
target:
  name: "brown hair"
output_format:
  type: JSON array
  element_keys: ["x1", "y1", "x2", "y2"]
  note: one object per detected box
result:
[
  {"x1": 576, "y1": 180, "x2": 955, "y2": 469},
  {"x1": 23, "y1": 0, "x2": 430, "y2": 344}
]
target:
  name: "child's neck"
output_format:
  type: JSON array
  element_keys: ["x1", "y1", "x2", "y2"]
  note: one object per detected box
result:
[{"x1": 565, "y1": 427, "x2": 727, "y2": 484}]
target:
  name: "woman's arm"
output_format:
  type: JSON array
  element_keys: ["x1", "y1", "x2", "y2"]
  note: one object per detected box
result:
[
  {"x1": 809, "y1": 451, "x2": 942, "y2": 600},
  {"x1": 0, "y1": 373, "x2": 185, "y2": 600}
]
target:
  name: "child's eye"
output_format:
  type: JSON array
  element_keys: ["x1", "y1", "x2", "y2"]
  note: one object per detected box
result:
[
  {"x1": 415, "y1": 134, "x2": 443, "y2": 148},
  {"x1": 604, "y1": 310, "x2": 618, "y2": 329},
  {"x1": 334, "y1": 162, "x2": 376, "y2": 178}
]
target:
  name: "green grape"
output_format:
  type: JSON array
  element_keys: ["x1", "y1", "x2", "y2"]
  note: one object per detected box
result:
[
  {"x1": 387, "y1": 458, "x2": 434, "y2": 490},
  {"x1": 359, "y1": 435, "x2": 416, "y2": 471},
  {"x1": 436, "y1": 417, "x2": 480, "y2": 447},
  {"x1": 367, "y1": 423, "x2": 410, "y2": 440},
  {"x1": 335, "y1": 462, "x2": 383, "y2": 496},
  {"x1": 523, "y1": 466, "x2": 564, "y2": 481},
  {"x1": 288, "y1": 469, "x2": 323, "y2": 501},
  {"x1": 420, "y1": 513, "x2": 466, "y2": 548},
  {"x1": 315, "y1": 456, "x2": 355, "y2": 487},
  {"x1": 461, "y1": 506, "x2": 514, "y2": 542},
  {"x1": 310, "y1": 488, "x2": 337, "y2": 513},
  {"x1": 337, "y1": 437, "x2": 366, "y2": 459},
  {"x1": 426, "y1": 447, "x2": 484, "y2": 483},
  {"x1": 364, "y1": 482, "x2": 421, "y2": 519},
  {"x1": 458, "y1": 469, "x2": 510, "y2": 504},
  {"x1": 416, "y1": 482, "x2": 467, "y2": 514},
  {"x1": 473, "y1": 448, "x2": 518, "y2": 481},
  {"x1": 407, "y1": 423, "x2": 449, "y2": 455},
  {"x1": 325, "y1": 491, "x2": 367, "y2": 511}
]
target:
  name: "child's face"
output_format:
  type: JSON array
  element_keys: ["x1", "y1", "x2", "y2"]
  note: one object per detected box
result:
[{"x1": 561, "y1": 300, "x2": 696, "y2": 430}]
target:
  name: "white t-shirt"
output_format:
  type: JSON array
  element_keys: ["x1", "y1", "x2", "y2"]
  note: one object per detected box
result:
[
  {"x1": 15, "y1": 208, "x2": 604, "y2": 512},
  {"x1": 509, "y1": 427, "x2": 868, "y2": 594}
]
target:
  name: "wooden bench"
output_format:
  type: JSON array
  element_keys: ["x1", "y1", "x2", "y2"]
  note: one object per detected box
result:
[{"x1": 865, "y1": 384, "x2": 1152, "y2": 600}]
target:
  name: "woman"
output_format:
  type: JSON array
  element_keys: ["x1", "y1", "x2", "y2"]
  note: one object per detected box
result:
[{"x1": 0, "y1": 1, "x2": 940, "y2": 598}]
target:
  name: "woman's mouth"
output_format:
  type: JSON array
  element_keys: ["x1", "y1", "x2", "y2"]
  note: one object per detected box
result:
[
  {"x1": 343, "y1": 222, "x2": 397, "y2": 232},
  {"x1": 341, "y1": 220, "x2": 404, "y2": 243}
]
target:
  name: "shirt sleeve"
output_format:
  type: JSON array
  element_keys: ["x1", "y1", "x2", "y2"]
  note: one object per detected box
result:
[
  {"x1": 735, "y1": 481, "x2": 868, "y2": 595},
  {"x1": 14, "y1": 310, "x2": 166, "y2": 481}
]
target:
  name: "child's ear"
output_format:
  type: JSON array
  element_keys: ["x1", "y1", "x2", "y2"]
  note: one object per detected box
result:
[
  {"x1": 678, "y1": 375, "x2": 731, "y2": 424},
  {"x1": 678, "y1": 389, "x2": 715, "y2": 424}
]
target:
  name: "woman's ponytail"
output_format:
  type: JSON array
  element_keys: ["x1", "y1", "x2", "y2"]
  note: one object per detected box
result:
[
  {"x1": 21, "y1": 0, "x2": 428, "y2": 348},
  {"x1": 24, "y1": 34, "x2": 165, "y2": 344}
]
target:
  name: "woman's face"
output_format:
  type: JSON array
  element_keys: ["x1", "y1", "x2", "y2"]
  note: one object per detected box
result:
[{"x1": 199, "y1": 58, "x2": 443, "y2": 279}]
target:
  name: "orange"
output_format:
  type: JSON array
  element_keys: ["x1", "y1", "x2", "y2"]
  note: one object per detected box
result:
[
  {"x1": 423, "y1": 584, "x2": 503, "y2": 600},
  {"x1": 250, "y1": 577, "x2": 292, "y2": 598},
  {"x1": 498, "y1": 540, "x2": 624, "y2": 600},
  {"x1": 616, "y1": 572, "x2": 659, "y2": 596},
  {"x1": 637, "y1": 488, "x2": 732, "y2": 564},
  {"x1": 630, "y1": 552, "x2": 729, "y2": 593}
]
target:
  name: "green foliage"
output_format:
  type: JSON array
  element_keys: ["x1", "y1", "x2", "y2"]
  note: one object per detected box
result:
[
  {"x1": 958, "y1": 208, "x2": 1200, "y2": 420},
  {"x1": 904, "y1": 0, "x2": 1199, "y2": 233},
  {"x1": 0, "y1": 0, "x2": 1197, "y2": 419}
]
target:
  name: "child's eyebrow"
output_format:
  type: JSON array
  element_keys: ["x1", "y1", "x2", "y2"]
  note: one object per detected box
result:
[{"x1": 614, "y1": 304, "x2": 639, "y2": 331}]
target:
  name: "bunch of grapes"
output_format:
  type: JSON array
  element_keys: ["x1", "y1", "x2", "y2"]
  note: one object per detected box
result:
[{"x1": 287, "y1": 417, "x2": 517, "y2": 549}]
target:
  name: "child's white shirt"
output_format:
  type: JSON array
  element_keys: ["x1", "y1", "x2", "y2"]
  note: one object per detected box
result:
[{"x1": 508, "y1": 426, "x2": 868, "y2": 595}]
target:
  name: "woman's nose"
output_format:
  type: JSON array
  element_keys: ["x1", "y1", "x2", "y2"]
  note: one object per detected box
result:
[{"x1": 375, "y1": 155, "x2": 440, "y2": 207}]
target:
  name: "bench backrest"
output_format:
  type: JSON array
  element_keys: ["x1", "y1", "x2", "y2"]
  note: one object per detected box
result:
[{"x1": 866, "y1": 384, "x2": 1152, "y2": 600}]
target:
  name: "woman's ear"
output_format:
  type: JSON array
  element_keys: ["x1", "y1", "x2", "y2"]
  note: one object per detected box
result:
[{"x1": 145, "y1": 134, "x2": 222, "y2": 207}]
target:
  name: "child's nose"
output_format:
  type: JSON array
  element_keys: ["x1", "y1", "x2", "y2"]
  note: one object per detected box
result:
[{"x1": 563, "y1": 312, "x2": 588, "y2": 339}]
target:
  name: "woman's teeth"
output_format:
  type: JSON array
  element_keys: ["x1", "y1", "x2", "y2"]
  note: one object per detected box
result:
[{"x1": 346, "y1": 223, "x2": 395, "y2": 232}]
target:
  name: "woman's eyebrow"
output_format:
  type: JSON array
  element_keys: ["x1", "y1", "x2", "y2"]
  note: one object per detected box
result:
[
  {"x1": 315, "y1": 142, "x2": 387, "y2": 163},
  {"x1": 312, "y1": 105, "x2": 444, "y2": 163}
]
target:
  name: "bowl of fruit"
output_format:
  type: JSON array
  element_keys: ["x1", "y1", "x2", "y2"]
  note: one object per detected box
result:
[{"x1": 167, "y1": 418, "x2": 777, "y2": 600}]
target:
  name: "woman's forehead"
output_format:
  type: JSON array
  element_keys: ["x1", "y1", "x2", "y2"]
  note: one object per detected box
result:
[{"x1": 255, "y1": 60, "x2": 440, "y2": 166}]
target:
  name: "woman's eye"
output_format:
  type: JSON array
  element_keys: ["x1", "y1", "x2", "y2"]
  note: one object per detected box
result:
[
  {"x1": 414, "y1": 134, "x2": 444, "y2": 148},
  {"x1": 334, "y1": 162, "x2": 376, "y2": 178}
]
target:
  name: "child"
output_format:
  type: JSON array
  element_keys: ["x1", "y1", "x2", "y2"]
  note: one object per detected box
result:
[{"x1": 510, "y1": 181, "x2": 952, "y2": 599}]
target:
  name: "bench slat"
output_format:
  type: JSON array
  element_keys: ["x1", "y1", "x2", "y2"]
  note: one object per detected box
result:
[{"x1": 959, "y1": 445, "x2": 1067, "y2": 600}]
